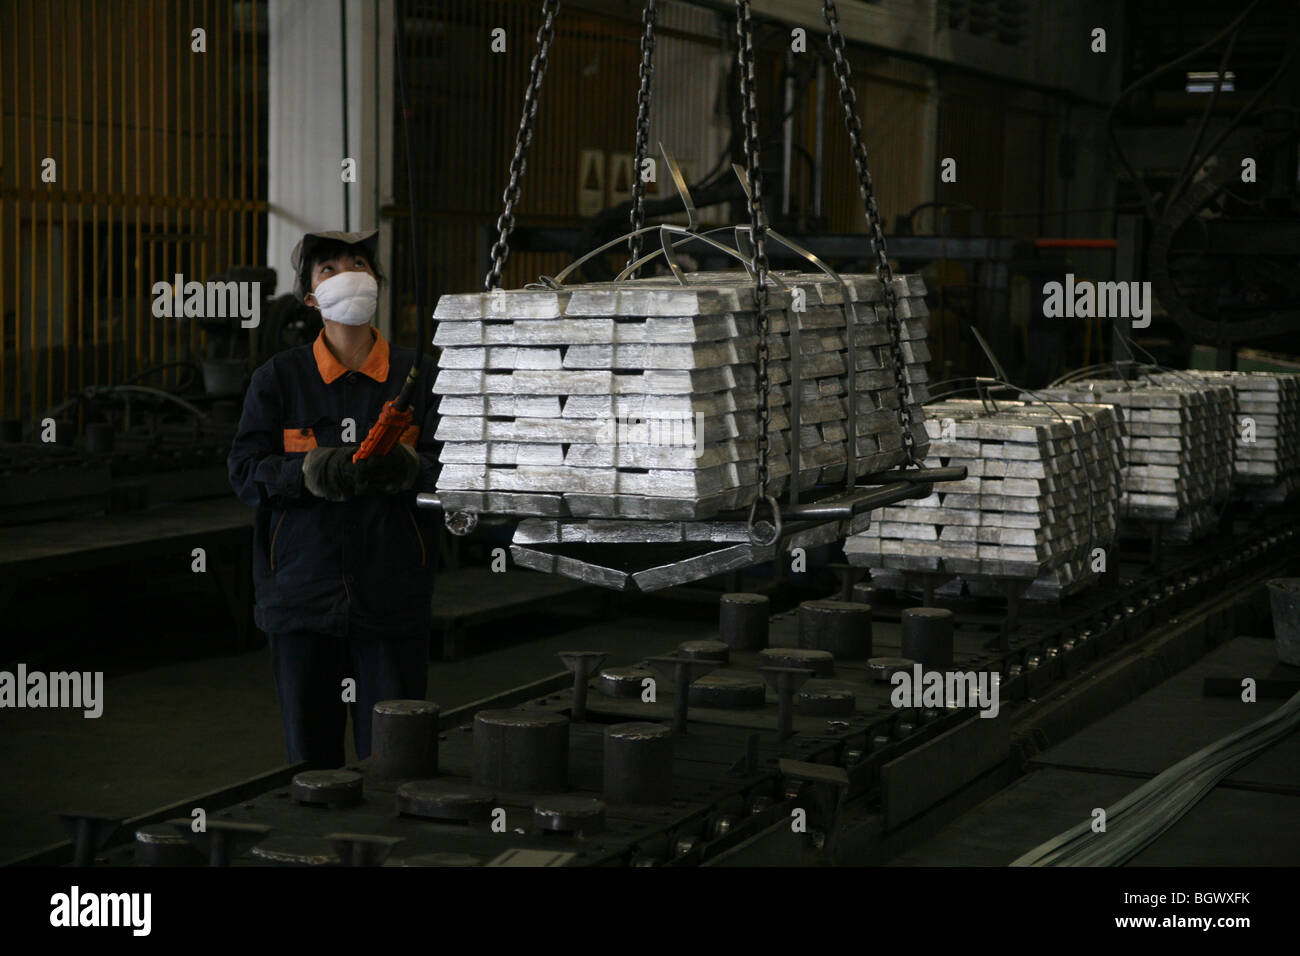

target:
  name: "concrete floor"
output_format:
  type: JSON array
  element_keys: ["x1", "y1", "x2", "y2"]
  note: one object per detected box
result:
[{"x1": 0, "y1": 561, "x2": 718, "y2": 862}]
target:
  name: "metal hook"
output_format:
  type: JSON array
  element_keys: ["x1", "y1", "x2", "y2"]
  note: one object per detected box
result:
[{"x1": 747, "y1": 494, "x2": 783, "y2": 547}]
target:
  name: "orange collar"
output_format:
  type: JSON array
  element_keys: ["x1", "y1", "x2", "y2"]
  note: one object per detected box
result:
[{"x1": 313, "y1": 326, "x2": 390, "y2": 384}]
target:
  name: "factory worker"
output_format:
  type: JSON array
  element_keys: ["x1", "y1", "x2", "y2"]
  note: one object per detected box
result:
[{"x1": 228, "y1": 229, "x2": 439, "y2": 769}]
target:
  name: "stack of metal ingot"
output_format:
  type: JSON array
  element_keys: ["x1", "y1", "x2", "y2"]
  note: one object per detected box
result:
[
  {"x1": 1032, "y1": 378, "x2": 1235, "y2": 542},
  {"x1": 843, "y1": 398, "x2": 1124, "y2": 600},
  {"x1": 1148, "y1": 370, "x2": 1300, "y2": 504},
  {"x1": 432, "y1": 272, "x2": 931, "y2": 522}
]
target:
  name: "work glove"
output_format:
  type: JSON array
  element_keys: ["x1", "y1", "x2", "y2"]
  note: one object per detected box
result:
[
  {"x1": 352, "y1": 443, "x2": 421, "y2": 496},
  {"x1": 302, "y1": 446, "x2": 363, "y2": 502}
]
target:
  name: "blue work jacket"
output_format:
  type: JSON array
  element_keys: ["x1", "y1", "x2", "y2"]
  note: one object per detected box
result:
[{"x1": 228, "y1": 326, "x2": 440, "y2": 640}]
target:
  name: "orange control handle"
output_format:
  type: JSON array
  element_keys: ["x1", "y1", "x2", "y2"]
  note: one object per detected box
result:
[{"x1": 352, "y1": 399, "x2": 414, "y2": 462}]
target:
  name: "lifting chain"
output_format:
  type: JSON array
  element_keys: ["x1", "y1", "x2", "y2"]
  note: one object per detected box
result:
[
  {"x1": 736, "y1": 0, "x2": 780, "y2": 546},
  {"x1": 484, "y1": 0, "x2": 561, "y2": 291},
  {"x1": 822, "y1": 0, "x2": 918, "y2": 465},
  {"x1": 625, "y1": 0, "x2": 658, "y2": 278}
]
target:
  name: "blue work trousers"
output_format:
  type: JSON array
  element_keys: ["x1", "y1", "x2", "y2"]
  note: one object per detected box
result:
[{"x1": 268, "y1": 628, "x2": 429, "y2": 769}]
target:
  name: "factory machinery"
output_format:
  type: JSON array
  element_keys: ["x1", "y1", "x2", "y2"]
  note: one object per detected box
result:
[
  {"x1": 17, "y1": 1, "x2": 1300, "y2": 868},
  {"x1": 27, "y1": 490, "x2": 1295, "y2": 868}
]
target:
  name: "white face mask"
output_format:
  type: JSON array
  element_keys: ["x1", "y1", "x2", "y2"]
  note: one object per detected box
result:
[{"x1": 311, "y1": 270, "x2": 378, "y2": 325}]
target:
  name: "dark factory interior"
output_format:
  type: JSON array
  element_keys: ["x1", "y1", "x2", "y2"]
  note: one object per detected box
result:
[{"x1": 1, "y1": 0, "x2": 1299, "y2": 900}]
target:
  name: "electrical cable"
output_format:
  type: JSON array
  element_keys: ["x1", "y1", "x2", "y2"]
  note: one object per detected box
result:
[{"x1": 1012, "y1": 688, "x2": 1300, "y2": 866}]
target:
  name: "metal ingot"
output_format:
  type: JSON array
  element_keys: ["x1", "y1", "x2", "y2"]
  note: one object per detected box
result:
[
  {"x1": 759, "y1": 647, "x2": 834, "y2": 677},
  {"x1": 396, "y1": 780, "x2": 496, "y2": 823},
  {"x1": 604, "y1": 721, "x2": 672, "y2": 804},
  {"x1": 687, "y1": 674, "x2": 766, "y2": 709},
  {"x1": 797, "y1": 682, "x2": 857, "y2": 716},
  {"x1": 533, "y1": 795, "x2": 606, "y2": 835},
  {"x1": 798, "y1": 599, "x2": 872, "y2": 659},
  {"x1": 250, "y1": 835, "x2": 341, "y2": 867},
  {"x1": 677, "y1": 639, "x2": 729, "y2": 663},
  {"x1": 473, "y1": 709, "x2": 570, "y2": 792},
  {"x1": 290, "y1": 769, "x2": 364, "y2": 808},
  {"x1": 597, "y1": 666, "x2": 655, "y2": 699},
  {"x1": 370, "y1": 699, "x2": 440, "y2": 782},
  {"x1": 134, "y1": 823, "x2": 203, "y2": 867}
]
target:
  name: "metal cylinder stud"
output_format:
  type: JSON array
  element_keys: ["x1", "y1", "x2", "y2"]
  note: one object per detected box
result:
[
  {"x1": 758, "y1": 647, "x2": 834, "y2": 677},
  {"x1": 290, "y1": 769, "x2": 365, "y2": 809},
  {"x1": 57, "y1": 812, "x2": 122, "y2": 868},
  {"x1": 900, "y1": 607, "x2": 955, "y2": 670},
  {"x1": 646, "y1": 656, "x2": 720, "y2": 735},
  {"x1": 171, "y1": 819, "x2": 272, "y2": 867},
  {"x1": 396, "y1": 780, "x2": 496, "y2": 823},
  {"x1": 597, "y1": 666, "x2": 654, "y2": 699},
  {"x1": 688, "y1": 674, "x2": 767, "y2": 709},
  {"x1": 559, "y1": 652, "x2": 608, "y2": 722},
  {"x1": 677, "y1": 639, "x2": 729, "y2": 663},
  {"x1": 250, "y1": 835, "x2": 341, "y2": 867},
  {"x1": 473, "y1": 709, "x2": 570, "y2": 792},
  {"x1": 851, "y1": 582, "x2": 878, "y2": 605},
  {"x1": 533, "y1": 795, "x2": 606, "y2": 835},
  {"x1": 797, "y1": 684, "x2": 857, "y2": 717},
  {"x1": 370, "y1": 699, "x2": 440, "y2": 782},
  {"x1": 134, "y1": 823, "x2": 203, "y2": 867},
  {"x1": 867, "y1": 656, "x2": 917, "y2": 682},
  {"x1": 759, "y1": 666, "x2": 815, "y2": 740},
  {"x1": 603, "y1": 722, "x2": 673, "y2": 804},
  {"x1": 326, "y1": 833, "x2": 403, "y2": 867},
  {"x1": 797, "y1": 599, "x2": 872, "y2": 659},
  {"x1": 719, "y1": 593, "x2": 769, "y2": 650}
]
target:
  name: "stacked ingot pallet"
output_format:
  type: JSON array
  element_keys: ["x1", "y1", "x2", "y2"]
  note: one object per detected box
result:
[
  {"x1": 1148, "y1": 370, "x2": 1300, "y2": 504},
  {"x1": 433, "y1": 272, "x2": 931, "y2": 521},
  {"x1": 843, "y1": 399, "x2": 1124, "y2": 600},
  {"x1": 1032, "y1": 379, "x2": 1235, "y2": 542}
]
